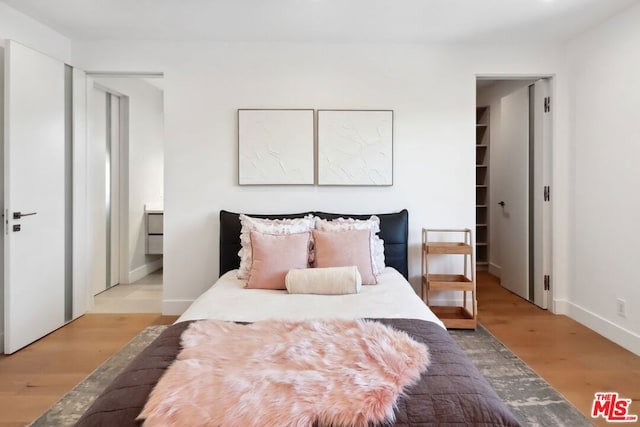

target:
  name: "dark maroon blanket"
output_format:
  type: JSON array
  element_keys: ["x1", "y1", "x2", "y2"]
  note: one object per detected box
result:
[{"x1": 76, "y1": 319, "x2": 521, "y2": 426}]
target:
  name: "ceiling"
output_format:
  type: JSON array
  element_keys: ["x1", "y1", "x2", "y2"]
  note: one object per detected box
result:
[{"x1": 4, "y1": 0, "x2": 639, "y2": 43}]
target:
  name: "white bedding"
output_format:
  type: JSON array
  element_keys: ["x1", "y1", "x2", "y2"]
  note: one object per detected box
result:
[{"x1": 178, "y1": 267, "x2": 445, "y2": 328}]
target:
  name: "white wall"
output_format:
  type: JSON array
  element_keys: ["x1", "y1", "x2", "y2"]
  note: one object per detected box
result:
[
  {"x1": 0, "y1": 2, "x2": 71, "y2": 62},
  {"x1": 72, "y1": 41, "x2": 569, "y2": 315},
  {"x1": 566, "y1": 3, "x2": 640, "y2": 355},
  {"x1": 477, "y1": 80, "x2": 535, "y2": 277},
  {"x1": 93, "y1": 77, "x2": 164, "y2": 284}
]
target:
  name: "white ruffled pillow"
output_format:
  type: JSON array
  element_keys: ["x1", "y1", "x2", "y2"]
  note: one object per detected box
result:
[
  {"x1": 314, "y1": 216, "x2": 386, "y2": 275},
  {"x1": 237, "y1": 214, "x2": 315, "y2": 280}
]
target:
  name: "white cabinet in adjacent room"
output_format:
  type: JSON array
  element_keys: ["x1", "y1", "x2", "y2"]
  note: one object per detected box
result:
[{"x1": 146, "y1": 208, "x2": 163, "y2": 255}]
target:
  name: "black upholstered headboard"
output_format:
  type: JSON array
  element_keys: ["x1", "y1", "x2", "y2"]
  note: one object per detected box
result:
[{"x1": 219, "y1": 210, "x2": 409, "y2": 279}]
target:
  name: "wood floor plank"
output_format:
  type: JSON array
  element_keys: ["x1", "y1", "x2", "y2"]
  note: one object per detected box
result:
[
  {"x1": 477, "y1": 272, "x2": 640, "y2": 427},
  {"x1": 0, "y1": 313, "x2": 178, "y2": 427},
  {"x1": 0, "y1": 278, "x2": 638, "y2": 426}
]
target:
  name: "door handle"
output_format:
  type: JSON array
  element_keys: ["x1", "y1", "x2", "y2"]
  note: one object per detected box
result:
[
  {"x1": 498, "y1": 201, "x2": 505, "y2": 207},
  {"x1": 13, "y1": 211, "x2": 37, "y2": 220}
]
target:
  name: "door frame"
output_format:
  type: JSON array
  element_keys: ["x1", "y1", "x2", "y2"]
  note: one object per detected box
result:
[
  {"x1": 72, "y1": 68, "x2": 89, "y2": 319},
  {"x1": 475, "y1": 74, "x2": 555, "y2": 310},
  {"x1": 86, "y1": 72, "x2": 164, "y2": 293}
]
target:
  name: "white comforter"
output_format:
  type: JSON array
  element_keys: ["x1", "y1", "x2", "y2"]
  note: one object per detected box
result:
[{"x1": 178, "y1": 267, "x2": 445, "y2": 328}]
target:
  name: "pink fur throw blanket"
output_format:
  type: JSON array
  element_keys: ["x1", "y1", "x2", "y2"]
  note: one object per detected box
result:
[{"x1": 138, "y1": 319, "x2": 430, "y2": 427}]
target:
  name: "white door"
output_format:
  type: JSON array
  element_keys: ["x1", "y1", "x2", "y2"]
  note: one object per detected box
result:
[
  {"x1": 532, "y1": 79, "x2": 551, "y2": 309},
  {"x1": 495, "y1": 82, "x2": 551, "y2": 306},
  {"x1": 88, "y1": 87, "x2": 108, "y2": 296},
  {"x1": 88, "y1": 89, "x2": 121, "y2": 295},
  {"x1": 4, "y1": 41, "x2": 67, "y2": 354},
  {"x1": 496, "y1": 86, "x2": 529, "y2": 299}
]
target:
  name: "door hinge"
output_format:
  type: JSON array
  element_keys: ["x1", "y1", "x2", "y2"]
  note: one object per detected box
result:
[
  {"x1": 544, "y1": 96, "x2": 551, "y2": 113},
  {"x1": 544, "y1": 275, "x2": 550, "y2": 291},
  {"x1": 544, "y1": 186, "x2": 551, "y2": 201}
]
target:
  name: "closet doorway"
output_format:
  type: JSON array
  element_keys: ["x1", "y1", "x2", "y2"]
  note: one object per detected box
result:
[
  {"x1": 476, "y1": 77, "x2": 553, "y2": 309},
  {"x1": 87, "y1": 75, "x2": 164, "y2": 313}
]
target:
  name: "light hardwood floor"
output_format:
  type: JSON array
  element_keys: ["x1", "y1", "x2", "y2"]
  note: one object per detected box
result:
[
  {"x1": 0, "y1": 314, "x2": 177, "y2": 427},
  {"x1": 0, "y1": 273, "x2": 638, "y2": 426},
  {"x1": 477, "y1": 272, "x2": 640, "y2": 427}
]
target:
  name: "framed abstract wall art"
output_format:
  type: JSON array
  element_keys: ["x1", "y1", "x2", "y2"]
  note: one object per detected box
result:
[
  {"x1": 317, "y1": 110, "x2": 393, "y2": 186},
  {"x1": 238, "y1": 109, "x2": 315, "y2": 185}
]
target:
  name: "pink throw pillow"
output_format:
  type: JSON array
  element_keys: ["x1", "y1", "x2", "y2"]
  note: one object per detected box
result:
[
  {"x1": 313, "y1": 229, "x2": 378, "y2": 285},
  {"x1": 314, "y1": 216, "x2": 385, "y2": 275},
  {"x1": 246, "y1": 231, "x2": 311, "y2": 290},
  {"x1": 237, "y1": 214, "x2": 315, "y2": 280}
]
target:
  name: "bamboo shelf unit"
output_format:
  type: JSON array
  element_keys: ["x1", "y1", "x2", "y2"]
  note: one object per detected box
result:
[{"x1": 422, "y1": 228, "x2": 477, "y2": 330}]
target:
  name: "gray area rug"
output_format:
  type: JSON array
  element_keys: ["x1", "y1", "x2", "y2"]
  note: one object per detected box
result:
[
  {"x1": 31, "y1": 324, "x2": 593, "y2": 426},
  {"x1": 449, "y1": 326, "x2": 593, "y2": 427}
]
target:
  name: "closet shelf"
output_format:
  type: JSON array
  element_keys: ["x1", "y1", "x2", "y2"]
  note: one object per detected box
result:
[
  {"x1": 423, "y1": 274, "x2": 474, "y2": 291},
  {"x1": 423, "y1": 242, "x2": 473, "y2": 255},
  {"x1": 476, "y1": 105, "x2": 490, "y2": 271}
]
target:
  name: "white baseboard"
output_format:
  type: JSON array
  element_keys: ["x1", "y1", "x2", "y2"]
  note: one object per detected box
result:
[
  {"x1": 162, "y1": 299, "x2": 194, "y2": 316},
  {"x1": 551, "y1": 298, "x2": 569, "y2": 315},
  {"x1": 488, "y1": 263, "x2": 502, "y2": 278},
  {"x1": 128, "y1": 259, "x2": 163, "y2": 283},
  {"x1": 566, "y1": 301, "x2": 640, "y2": 356}
]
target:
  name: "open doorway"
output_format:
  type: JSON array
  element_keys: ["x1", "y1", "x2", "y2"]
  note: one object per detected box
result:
[
  {"x1": 86, "y1": 75, "x2": 164, "y2": 313},
  {"x1": 476, "y1": 77, "x2": 552, "y2": 310}
]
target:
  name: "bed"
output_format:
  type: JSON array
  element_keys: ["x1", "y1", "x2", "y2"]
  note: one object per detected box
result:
[{"x1": 76, "y1": 209, "x2": 521, "y2": 426}]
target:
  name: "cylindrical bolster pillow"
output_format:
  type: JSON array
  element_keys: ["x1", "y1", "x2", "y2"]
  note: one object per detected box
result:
[{"x1": 285, "y1": 266, "x2": 362, "y2": 295}]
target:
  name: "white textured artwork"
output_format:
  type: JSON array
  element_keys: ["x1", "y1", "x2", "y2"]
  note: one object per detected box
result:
[
  {"x1": 318, "y1": 110, "x2": 393, "y2": 186},
  {"x1": 238, "y1": 109, "x2": 314, "y2": 185}
]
